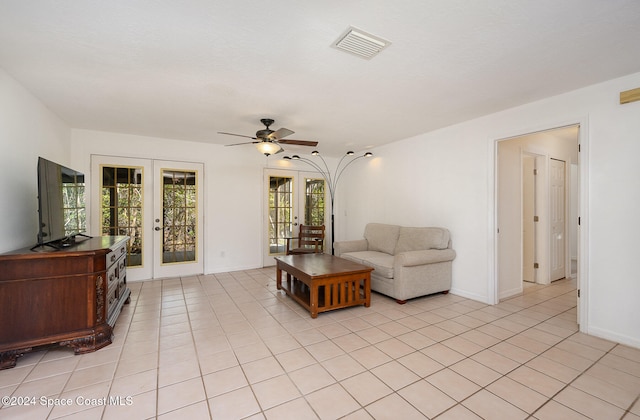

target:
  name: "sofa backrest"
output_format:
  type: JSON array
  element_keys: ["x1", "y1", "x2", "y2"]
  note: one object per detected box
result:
[
  {"x1": 364, "y1": 223, "x2": 400, "y2": 255},
  {"x1": 394, "y1": 226, "x2": 451, "y2": 253}
]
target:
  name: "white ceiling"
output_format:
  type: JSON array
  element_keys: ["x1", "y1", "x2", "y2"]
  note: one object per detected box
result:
[{"x1": 1, "y1": 0, "x2": 640, "y2": 157}]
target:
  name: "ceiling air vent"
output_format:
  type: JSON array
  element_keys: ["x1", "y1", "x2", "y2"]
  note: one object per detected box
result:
[{"x1": 332, "y1": 26, "x2": 391, "y2": 60}]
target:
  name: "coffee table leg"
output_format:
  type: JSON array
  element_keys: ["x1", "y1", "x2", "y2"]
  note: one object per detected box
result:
[
  {"x1": 310, "y1": 283, "x2": 318, "y2": 318},
  {"x1": 276, "y1": 265, "x2": 282, "y2": 290},
  {"x1": 364, "y1": 274, "x2": 371, "y2": 307}
]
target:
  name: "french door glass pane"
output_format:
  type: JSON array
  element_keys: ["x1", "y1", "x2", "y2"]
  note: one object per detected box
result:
[
  {"x1": 162, "y1": 169, "x2": 197, "y2": 264},
  {"x1": 304, "y1": 178, "x2": 325, "y2": 225},
  {"x1": 101, "y1": 166, "x2": 143, "y2": 267},
  {"x1": 269, "y1": 176, "x2": 293, "y2": 254}
]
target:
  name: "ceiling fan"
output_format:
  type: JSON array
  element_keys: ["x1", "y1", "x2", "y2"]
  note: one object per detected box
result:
[{"x1": 219, "y1": 118, "x2": 318, "y2": 156}]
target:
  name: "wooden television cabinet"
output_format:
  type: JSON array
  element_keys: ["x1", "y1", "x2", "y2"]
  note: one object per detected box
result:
[{"x1": 0, "y1": 236, "x2": 131, "y2": 369}]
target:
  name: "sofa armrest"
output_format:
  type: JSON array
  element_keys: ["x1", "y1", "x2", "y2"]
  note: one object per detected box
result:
[
  {"x1": 334, "y1": 239, "x2": 368, "y2": 256},
  {"x1": 395, "y1": 249, "x2": 456, "y2": 267}
]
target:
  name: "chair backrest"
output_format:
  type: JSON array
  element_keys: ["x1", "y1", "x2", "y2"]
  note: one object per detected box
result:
[{"x1": 298, "y1": 224, "x2": 325, "y2": 251}]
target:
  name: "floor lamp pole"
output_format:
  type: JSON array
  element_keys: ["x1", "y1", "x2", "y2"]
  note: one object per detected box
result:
[
  {"x1": 331, "y1": 212, "x2": 335, "y2": 255},
  {"x1": 282, "y1": 151, "x2": 373, "y2": 256}
]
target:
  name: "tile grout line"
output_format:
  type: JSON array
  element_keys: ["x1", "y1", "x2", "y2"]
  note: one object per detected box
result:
[
  {"x1": 32, "y1": 272, "x2": 633, "y2": 420},
  {"x1": 250, "y1": 278, "x2": 573, "y2": 418},
  {"x1": 258, "y1": 277, "x2": 578, "y2": 418},
  {"x1": 168, "y1": 275, "x2": 587, "y2": 419},
  {"x1": 431, "y1": 284, "x2": 627, "y2": 419},
  {"x1": 400, "y1": 284, "x2": 580, "y2": 418}
]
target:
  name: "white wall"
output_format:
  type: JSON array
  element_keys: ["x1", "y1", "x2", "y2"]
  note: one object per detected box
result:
[
  {"x1": 0, "y1": 69, "x2": 70, "y2": 253},
  {"x1": 341, "y1": 72, "x2": 640, "y2": 348},
  {"x1": 70, "y1": 129, "x2": 270, "y2": 274}
]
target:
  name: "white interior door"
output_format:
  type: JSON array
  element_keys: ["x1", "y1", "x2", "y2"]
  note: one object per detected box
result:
[
  {"x1": 263, "y1": 169, "x2": 327, "y2": 265},
  {"x1": 91, "y1": 156, "x2": 203, "y2": 280},
  {"x1": 550, "y1": 158, "x2": 566, "y2": 281}
]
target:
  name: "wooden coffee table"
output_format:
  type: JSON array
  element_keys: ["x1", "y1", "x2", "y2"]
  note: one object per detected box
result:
[{"x1": 275, "y1": 254, "x2": 373, "y2": 318}]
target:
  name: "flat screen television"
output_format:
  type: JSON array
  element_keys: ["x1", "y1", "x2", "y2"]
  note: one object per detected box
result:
[{"x1": 36, "y1": 157, "x2": 88, "y2": 248}]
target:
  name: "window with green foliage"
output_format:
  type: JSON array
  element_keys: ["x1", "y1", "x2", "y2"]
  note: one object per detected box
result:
[
  {"x1": 161, "y1": 169, "x2": 197, "y2": 263},
  {"x1": 304, "y1": 178, "x2": 325, "y2": 225},
  {"x1": 101, "y1": 166, "x2": 143, "y2": 267},
  {"x1": 268, "y1": 176, "x2": 293, "y2": 254}
]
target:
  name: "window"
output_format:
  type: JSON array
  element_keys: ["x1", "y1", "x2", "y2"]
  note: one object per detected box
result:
[
  {"x1": 268, "y1": 176, "x2": 293, "y2": 254},
  {"x1": 101, "y1": 166, "x2": 143, "y2": 267},
  {"x1": 161, "y1": 169, "x2": 197, "y2": 263},
  {"x1": 304, "y1": 178, "x2": 325, "y2": 225}
]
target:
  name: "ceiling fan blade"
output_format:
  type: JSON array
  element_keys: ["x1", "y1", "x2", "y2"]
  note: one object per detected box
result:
[
  {"x1": 268, "y1": 128, "x2": 294, "y2": 140},
  {"x1": 277, "y1": 139, "x2": 319, "y2": 147},
  {"x1": 218, "y1": 132, "x2": 257, "y2": 140},
  {"x1": 225, "y1": 141, "x2": 260, "y2": 146}
]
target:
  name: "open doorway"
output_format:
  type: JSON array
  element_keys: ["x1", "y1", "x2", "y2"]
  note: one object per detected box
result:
[{"x1": 496, "y1": 125, "x2": 579, "y2": 299}]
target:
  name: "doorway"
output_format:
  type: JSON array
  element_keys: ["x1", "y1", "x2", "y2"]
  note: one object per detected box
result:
[
  {"x1": 91, "y1": 155, "x2": 204, "y2": 281},
  {"x1": 496, "y1": 125, "x2": 579, "y2": 300},
  {"x1": 263, "y1": 169, "x2": 328, "y2": 265}
]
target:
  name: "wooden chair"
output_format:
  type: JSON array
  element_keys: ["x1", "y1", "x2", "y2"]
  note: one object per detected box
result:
[{"x1": 286, "y1": 224, "x2": 325, "y2": 255}]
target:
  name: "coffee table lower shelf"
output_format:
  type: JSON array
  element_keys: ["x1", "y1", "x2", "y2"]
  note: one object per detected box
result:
[{"x1": 275, "y1": 254, "x2": 373, "y2": 318}]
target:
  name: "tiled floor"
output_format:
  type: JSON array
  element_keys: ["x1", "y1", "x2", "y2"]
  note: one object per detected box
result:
[{"x1": 1, "y1": 270, "x2": 639, "y2": 419}]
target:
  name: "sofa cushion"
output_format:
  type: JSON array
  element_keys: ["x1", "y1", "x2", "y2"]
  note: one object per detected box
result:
[
  {"x1": 364, "y1": 223, "x2": 400, "y2": 255},
  {"x1": 395, "y1": 227, "x2": 450, "y2": 252},
  {"x1": 340, "y1": 251, "x2": 394, "y2": 279}
]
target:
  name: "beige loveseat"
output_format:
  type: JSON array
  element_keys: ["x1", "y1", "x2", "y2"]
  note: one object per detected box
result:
[{"x1": 334, "y1": 223, "x2": 456, "y2": 303}]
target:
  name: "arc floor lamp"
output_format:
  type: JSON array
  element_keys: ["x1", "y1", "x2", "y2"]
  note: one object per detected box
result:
[{"x1": 282, "y1": 150, "x2": 373, "y2": 255}]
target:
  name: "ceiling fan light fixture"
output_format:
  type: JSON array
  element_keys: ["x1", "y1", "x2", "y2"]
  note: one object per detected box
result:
[{"x1": 255, "y1": 141, "x2": 282, "y2": 156}]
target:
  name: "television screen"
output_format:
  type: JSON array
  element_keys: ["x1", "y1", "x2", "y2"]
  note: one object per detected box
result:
[{"x1": 37, "y1": 157, "x2": 86, "y2": 247}]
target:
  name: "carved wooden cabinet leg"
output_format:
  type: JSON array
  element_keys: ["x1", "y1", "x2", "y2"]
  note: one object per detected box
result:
[
  {"x1": 396, "y1": 299, "x2": 407, "y2": 304},
  {"x1": 0, "y1": 348, "x2": 32, "y2": 370},
  {"x1": 60, "y1": 325, "x2": 113, "y2": 355}
]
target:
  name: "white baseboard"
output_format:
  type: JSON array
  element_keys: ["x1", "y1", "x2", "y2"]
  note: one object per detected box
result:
[
  {"x1": 450, "y1": 288, "x2": 492, "y2": 305},
  {"x1": 499, "y1": 286, "x2": 524, "y2": 301},
  {"x1": 587, "y1": 326, "x2": 640, "y2": 350}
]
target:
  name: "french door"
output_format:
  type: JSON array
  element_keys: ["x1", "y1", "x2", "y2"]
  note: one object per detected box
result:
[
  {"x1": 91, "y1": 155, "x2": 204, "y2": 281},
  {"x1": 263, "y1": 169, "x2": 327, "y2": 265}
]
